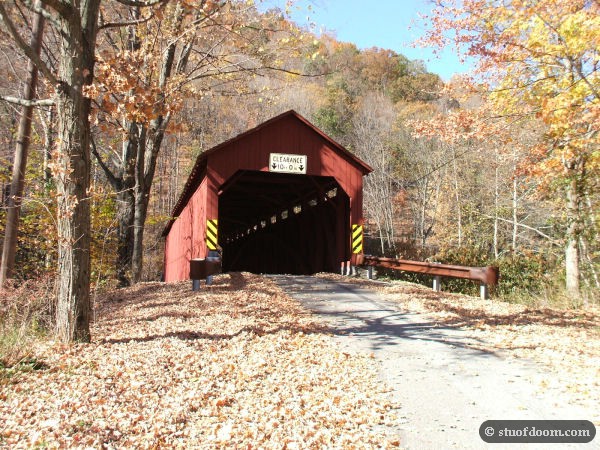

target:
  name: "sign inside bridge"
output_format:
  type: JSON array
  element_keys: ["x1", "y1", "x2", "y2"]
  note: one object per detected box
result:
[{"x1": 269, "y1": 153, "x2": 307, "y2": 174}]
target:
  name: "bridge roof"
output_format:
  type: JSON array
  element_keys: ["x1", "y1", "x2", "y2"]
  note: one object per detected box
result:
[{"x1": 163, "y1": 110, "x2": 372, "y2": 236}]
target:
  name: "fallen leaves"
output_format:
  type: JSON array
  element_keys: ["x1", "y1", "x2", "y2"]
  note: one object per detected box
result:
[
  {"x1": 317, "y1": 273, "x2": 600, "y2": 424},
  {"x1": 1, "y1": 273, "x2": 399, "y2": 448}
]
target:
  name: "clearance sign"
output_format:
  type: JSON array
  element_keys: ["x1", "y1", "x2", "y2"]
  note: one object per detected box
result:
[{"x1": 269, "y1": 153, "x2": 307, "y2": 174}]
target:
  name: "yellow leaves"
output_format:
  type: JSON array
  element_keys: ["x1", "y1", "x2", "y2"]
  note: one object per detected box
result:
[
  {"x1": 558, "y1": 10, "x2": 600, "y2": 54},
  {"x1": 420, "y1": 0, "x2": 600, "y2": 185}
]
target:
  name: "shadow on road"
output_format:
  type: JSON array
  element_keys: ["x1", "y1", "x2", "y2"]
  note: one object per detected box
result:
[{"x1": 270, "y1": 275, "x2": 498, "y2": 357}]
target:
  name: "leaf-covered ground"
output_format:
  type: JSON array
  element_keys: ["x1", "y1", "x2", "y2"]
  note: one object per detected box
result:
[
  {"x1": 1, "y1": 273, "x2": 400, "y2": 449},
  {"x1": 318, "y1": 273, "x2": 600, "y2": 424},
  {"x1": 3, "y1": 272, "x2": 598, "y2": 448}
]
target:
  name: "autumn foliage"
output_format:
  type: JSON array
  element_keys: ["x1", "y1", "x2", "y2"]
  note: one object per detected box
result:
[
  {"x1": 0, "y1": 0, "x2": 598, "y2": 351},
  {"x1": 416, "y1": 0, "x2": 599, "y2": 296},
  {"x1": 1, "y1": 274, "x2": 400, "y2": 448}
]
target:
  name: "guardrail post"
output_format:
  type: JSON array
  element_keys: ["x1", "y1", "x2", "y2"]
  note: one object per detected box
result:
[
  {"x1": 433, "y1": 276, "x2": 442, "y2": 292},
  {"x1": 192, "y1": 279, "x2": 200, "y2": 291},
  {"x1": 480, "y1": 283, "x2": 489, "y2": 300},
  {"x1": 190, "y1": 256, "x2": 221, "y2": 291},
  {"x1": 367, "y1": 265, "x2": 374, "y2": 280}
]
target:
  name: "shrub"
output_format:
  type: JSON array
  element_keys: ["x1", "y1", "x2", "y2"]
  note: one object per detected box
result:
[
  {"x1": 0, "y1": 276, "x2": 54, "y2": 369},
  {"x1": 430, "y1": 246, "x2": 561, "y2": 301},
  {"x1": 374, "y1": 244, "x2": 566, "y2": 304},
  {"x1": 494, "y1": 251, "x2": 556, "y2": 297}
]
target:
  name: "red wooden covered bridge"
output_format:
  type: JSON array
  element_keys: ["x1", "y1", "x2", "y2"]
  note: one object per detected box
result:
[{"x1": 162, "y1": 110, "x2": 372, "y2": 281}]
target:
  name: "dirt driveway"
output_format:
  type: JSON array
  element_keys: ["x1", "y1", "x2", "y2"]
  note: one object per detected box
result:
[{"x1": 272, "y1": 275, "x2": 598, "y2": 450}]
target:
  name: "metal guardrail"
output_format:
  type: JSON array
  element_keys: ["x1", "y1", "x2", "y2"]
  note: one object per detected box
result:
[{"x1": 355, "y1": 254, "x2": 499, "y2": 300}]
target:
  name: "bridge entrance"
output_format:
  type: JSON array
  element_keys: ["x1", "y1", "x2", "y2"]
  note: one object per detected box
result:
[
  {"x1": 219, "y1": 171, "x2": 349, "y2": 274},
  {"x1": 163, "y1": 110, "x2": 371, "y2": 282}
]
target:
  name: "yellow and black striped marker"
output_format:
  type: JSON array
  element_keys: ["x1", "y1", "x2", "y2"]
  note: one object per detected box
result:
[
  {"x1": 352, "y1": 224, "x2": 363, "y2": 254},
  {"x1": 206, "y1": 219, "x2": 218, "y2": 251}
]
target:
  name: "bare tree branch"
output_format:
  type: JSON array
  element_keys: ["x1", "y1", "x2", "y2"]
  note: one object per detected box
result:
[
  {"x1": 112, "y1": 0, "x2": 167, "y2": 7},
  {"x1": 481, "y1": 214, "x2": 560, "y2": 244},
  {"x1": 91, "y1": 136, "x2": 121, "y2": 190},
  {"x1": 23, "y1": 0, "x2": 66, "y2": 28},
  {"x1": 0, "y1": 95, "x2": 54, "y2": 107},
  {"x1": 0, "y1": 3, "x2": 59, "y2": 85},
  {"x1": 99, "y1": 12, "x2": 154, "y2": 30}
]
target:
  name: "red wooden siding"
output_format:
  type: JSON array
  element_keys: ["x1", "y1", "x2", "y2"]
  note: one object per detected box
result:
[
  {"x1": 164, "y1": 179, "x2": 208, "y2": 281},
  {"x1": 163, "y1": 110, "x2": 371, "y2": 282}
]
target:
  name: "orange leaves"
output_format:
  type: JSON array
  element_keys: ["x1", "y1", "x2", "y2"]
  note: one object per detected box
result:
[
  {"x1": 89, "y1": 51, "x2": 184, "y2": 130},
  {"x1": 0, "y1": 274, "x2": 400, "y2": 448},
  {"x1": 410, "y1": 102, "x2": 506, "y2": 147},
  {"x1": 417, "y1": 0, "x2": 600, "y2": 191}
]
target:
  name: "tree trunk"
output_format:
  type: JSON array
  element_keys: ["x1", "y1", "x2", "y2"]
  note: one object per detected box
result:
[
  {"x1": 512, "y1": 160, "x2": 518, "y2": 252},
  {"x1": 114, "y1": 121, "x2": 139, "y2": 287},
  {"x1": 39, "y1": 107, "x2": 55, "y2": 269},
  {"x1": 493, "y1": 153, "x2": 499, "y2": 259},
  {"x1": 452, "y1": 148, "x2": 462, "y2": 246},
  {"x1": 116, "y1": 187, "x2": 135, "y2": 286},
  {"x1": 112, "y1": 12, "x2": 142, "y2": 286},
  {"x1": 131, "y1": 121, "x2": 169, "y2": 281},
  {"x1": 130, "y1": 35, "x2": 180, "y2": 282},
  {"x1": 41, "y1": 107, "x2": 55, "y2": 183},
  {"x1": 54, "y1": 1, "x2": 100, "y2": 343},
  {"x1": 131, "y1": 127, "x2": 148, "y2": 282},
  {"x1": 131, "y1": 191, "x2": 147, "y2": 282},
  {"x1": 0, "y1": 3, "x2": 44, "y2": 288},
  {"x1": 55, "y1": 80, "x2": 93, "y2": 343},
  {"x1": 564, "y1": 176, "x2": 582, "y2": 296},
  {"x1": 582, "y1": 195, "x2": 599, "y2": 289}
]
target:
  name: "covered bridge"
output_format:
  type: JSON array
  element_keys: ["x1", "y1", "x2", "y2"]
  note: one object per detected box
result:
[{"x1": 162, "y1": 110, "x2": 372, "y2": 281}]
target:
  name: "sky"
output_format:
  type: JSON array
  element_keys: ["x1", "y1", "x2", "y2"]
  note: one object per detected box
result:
[{"x1": 260, "y1": 0, "x2": 472, "y2": 81}]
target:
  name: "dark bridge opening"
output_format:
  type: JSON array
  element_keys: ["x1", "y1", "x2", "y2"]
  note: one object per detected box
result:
[{"x1": 219, "y1": 170, "x2": 350, "y2": 274}]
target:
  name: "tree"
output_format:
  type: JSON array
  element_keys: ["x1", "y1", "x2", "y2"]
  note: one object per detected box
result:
[
  {"x1": 90, "y1": 2, "x2": 193, "y2": 285},
  {"x1": 351, "y1": 92, "x2": 398, "y2": 254},
  {"x1": 0, "y1": 0, "x2": 172, "y2": 342},
  {"x1": 0, "y1": 2, "x2": 45, "y2": 288},
  {"x1": 91, "y1": 1, "x2": 313, "y2": 285},
  {"x1": 418, "y1": 0, "x2": 600, "y2": 296},
  {"x1": 0, "y1": 0, "x2": 102, "y2": 341}
]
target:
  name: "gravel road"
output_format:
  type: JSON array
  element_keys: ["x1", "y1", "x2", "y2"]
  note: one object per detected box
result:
[{"x1": 271, "y1": 275, "x2": 598, "y2": 450}]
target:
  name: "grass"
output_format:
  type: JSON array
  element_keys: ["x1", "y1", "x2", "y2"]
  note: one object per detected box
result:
[
  {"x1": 0, "y1": 277, "x2": 54, "y2": 371},
  {"x1": 0, "y1": 323, "x2": 36, "y2": 368},
  {"x1": 0, "y1": 321, "x2": 47, "y2": 385},
  {"x1": 497, "y1": 281, "x2": 600, "y2": 310}
]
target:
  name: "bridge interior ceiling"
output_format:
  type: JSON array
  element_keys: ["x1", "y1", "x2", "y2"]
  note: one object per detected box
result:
[{"x1": 219, "y1": 170, "x2": 349, "y2": 275}]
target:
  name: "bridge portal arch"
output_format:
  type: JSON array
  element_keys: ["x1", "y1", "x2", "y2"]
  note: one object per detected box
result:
[{"x1": 163, "y1": 110, "x2": 372, "y2": 281}]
